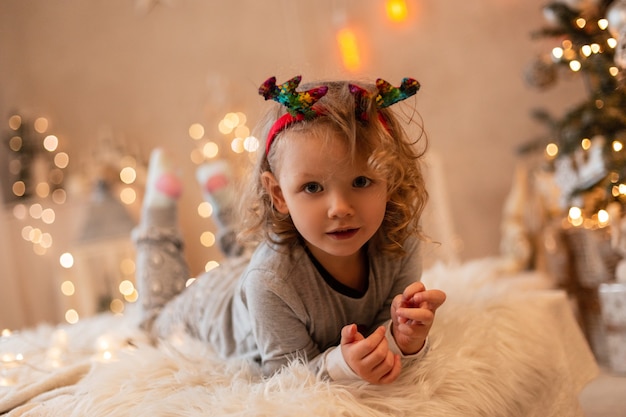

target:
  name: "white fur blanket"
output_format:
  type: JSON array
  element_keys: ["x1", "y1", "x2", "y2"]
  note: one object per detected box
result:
[{"x1": 0, "y1": 258, "x2": 598, "y2": 417}]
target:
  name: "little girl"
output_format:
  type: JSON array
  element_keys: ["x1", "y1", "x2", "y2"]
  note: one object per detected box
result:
[{"x1": 134, "y1": 76, "x2": 446, "y2": 384}]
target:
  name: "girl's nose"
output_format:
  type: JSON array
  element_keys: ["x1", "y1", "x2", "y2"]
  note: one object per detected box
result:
[{"x1": 327, "y1": 192, "x2": 354, "y2": 218}]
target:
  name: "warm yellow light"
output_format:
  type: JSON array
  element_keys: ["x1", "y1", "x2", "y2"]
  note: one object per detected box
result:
[
  {"x1": 40, "y1": 233, "x2": 52, "y2": 249},
  {"x1": 120, "y1": 187, "x2": 136, "y2": 205},
  {"x1": 200, "y1": 231, "x2": 216, "y2": 247},
  {"x1": 189, "y1": 123, "x2": 205, "y2": 140},
  {"x1": 552, "y1": 47, "x2": 564, "y2": 59},
  {"x1": 546, "y1": 143, "x2": 559, "y2": 158},
  {"x1": 386, "y1": 0, "x2": 408, "y2": 22},
  {"x1": 41, "y1": 208, "x2": 55, "y2": 224},
  {"x1": 610, "y1": 66, "x2": 620, "y2": 76},
  {"x1": 224, "y1": 113, "x2": 240, "y2": 128},
  {"x1": 61, "y1": 281, "x2": 75, "y2": 296},
  {"x1": 244, "y1": 136, "x2": 260, "y2": 153},
  {"x1": 608, "y1": 38, "x2": 618, "y2": 48},
  {"x1": 218, "y1": 119, "x2": 233, "y2": 135},
  {"x1": 205, "y1": 260, "x2": 220, "y2": 272},
  {"x1": 12, "y1": 181, "x2": 25, "y2": 197},
  {"x1": 581, "y1": 138, "x2": 591, "y2": 150},
  {"x1": 60, "y1": 253, "x2": 74, "y2": 269},
  {"x1": 569, "y1": 60, "x2": 582, "y2": 71},
  {"x1": 43, "y1": 135, "x2": 58, "y2": 152},
  {"x1": 563, "y1": 49, "x2": 576, "y2": 60},
  {"x1": 198, "y1": 201, "x2": 213, "y2": 218},
  {"x1": 9, "y1": 136, "x2": 22, "y2": 151},
  {"x1": 29, "y1": 203, "x2": 43, "y2": 219},
  {"x1": 231, "y1": 137, "x2": 245, "y2": 153},
  {"x1": 119, "y1": 280, "x2": 135, "y2": 296},
  {"x1": 120, "y1": 167, "x2": 137, "y2": 184},
  {"x1": 576, "y1": 18, "x2": 586, "y2": 28},
  {"x1": 568, "y1": 207, "x2": 583, "y2": 226},
  {"x1": 613, "y1": 140, "x2": 623, "y2": 152},
  {"x1": 598, "y1": 209, "x2": 610, "y2": 225},
  {"x1": 54, "y1": 152, "x2": 69, "y2": 168},
  {"x1": 8, "y1": 115, "x2": 21, "y2": 130},
  {"x1": 34, "y1": 117, "x2": 49, "y2": 133},
  {"x1": 65, "y1": 309, "x2": 79, "y2": 324},
  {"x1": 203, "y1": 141, "x2": 219, "y2": 159},
  {"x1": 591, "y1": 43, "x2": 601, "y2": 53},
  {"x1": 599, "y1": 18, "x2": 609, "y2": 30},
  {"x1": 336, "y1": 27, "x2": 361, "y2": 72},
  {"x1": 124, "y1": 290, "x2": 138, "y2": 303},
  {"x1": 581, "y1": 45, "x2": 591, "y2": 57},
  {"x1": 35, "y1": 182, "x2": 50, "y2": 198},
  {"x1": 110, "y1": 299, "x2": 124, "y2": 314},
  {"x1": 52, "y1": 189, "x2": 67, "y2": 204}
]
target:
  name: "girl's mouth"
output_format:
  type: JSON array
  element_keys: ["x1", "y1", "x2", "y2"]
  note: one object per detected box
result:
[{"x1": 327, "y1": 228, "x2": 359, "y2": 239}]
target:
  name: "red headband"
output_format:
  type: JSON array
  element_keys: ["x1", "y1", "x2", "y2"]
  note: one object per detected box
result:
[
  {"x1": 265, "y1": 110, "x2": 320, "y2": 155},
  {"x1": 265, "y1": 110, "x2": 392, "y2": 156}
]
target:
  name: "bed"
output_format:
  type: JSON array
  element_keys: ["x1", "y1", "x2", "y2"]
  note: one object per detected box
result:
[{"x1": 0, "y1": 257, "x2": 597, "y2": 417}]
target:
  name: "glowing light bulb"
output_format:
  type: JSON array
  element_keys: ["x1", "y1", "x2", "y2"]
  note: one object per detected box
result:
[
  {"x1": 60, "y1": 252, "x2": 74, "y2": 268},
  {"x1": 545, "y1": 143, "x2": 558, "y2": 158},
  {"x1": 598, "y1": 209, "x2": 610, "y2": 226},
  {"x1": 189, "y1": 123, "x2": 205, "y2": 140},
  {"x1": 386, "y1": 0, "x2": 408, "y2": 22},
  {"x1": 336, "y1": 27, "x2": 361, "y2": 72}
]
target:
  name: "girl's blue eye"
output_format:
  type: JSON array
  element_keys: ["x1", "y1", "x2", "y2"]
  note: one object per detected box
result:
[
  {"x1": 353, "y1": 176, "x2": 371, "y2": 188},
  {"x1": 304, "y1": 183, "x2": 323, "y2": 194}
]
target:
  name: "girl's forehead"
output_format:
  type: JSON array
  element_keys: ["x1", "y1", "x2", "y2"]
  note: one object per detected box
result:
[{"x1": 276, "y1": 132, "x2": 372, "y2": 177}]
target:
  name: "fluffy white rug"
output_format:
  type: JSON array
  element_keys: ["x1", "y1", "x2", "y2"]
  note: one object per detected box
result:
[{"x1": 0, "y1": 258, "x2": 598, "y2": 417}]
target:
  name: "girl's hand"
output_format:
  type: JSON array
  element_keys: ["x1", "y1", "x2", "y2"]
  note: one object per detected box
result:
[
  {"x1": 390, "y1": 282, "x2": 446, "y2": 355},
  {"x1": 340, "y1": 324, "x2": 401, "y2": 384}
]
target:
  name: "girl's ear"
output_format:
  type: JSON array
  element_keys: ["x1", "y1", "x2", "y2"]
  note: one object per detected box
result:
[{"x1": 261, "y1": 172, "x2": 289, "y2": 214}]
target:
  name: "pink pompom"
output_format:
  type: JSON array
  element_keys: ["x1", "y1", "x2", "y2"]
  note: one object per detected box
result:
[
  {"x1": 204, "y1": 173, "x2": 229, "y2": 193},
  {"x1": 156, "y1": 173, "x2": 183, "y2": 199}
]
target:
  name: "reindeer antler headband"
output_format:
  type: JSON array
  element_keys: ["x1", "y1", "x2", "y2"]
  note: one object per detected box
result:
[{"x1": 258, "y1": 75, "x2": 420, "y2": 155}]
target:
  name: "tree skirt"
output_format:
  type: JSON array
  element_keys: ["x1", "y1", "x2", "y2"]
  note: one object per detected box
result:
[{"x1": 0, "y1": 258, "x2": 598, "y2": 417}]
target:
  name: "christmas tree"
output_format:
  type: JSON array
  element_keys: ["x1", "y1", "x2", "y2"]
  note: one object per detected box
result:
[
  {"x1": 525, "y1": 0, "x2": 626, "y2": 222},
  {"x1": 522, "y1": 0, "x2": 626, "y2": 366}
]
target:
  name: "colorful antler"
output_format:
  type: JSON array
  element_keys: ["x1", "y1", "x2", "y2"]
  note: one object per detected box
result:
[
  {"x1": 375, "y1": 78, "x2": 420, "y2": 108},
  {"x1": 259, "y1": 76, "x2": 420, "y2": 156},
  {"x1": 258, "y1": 76, "x2": 328, "y2": 118}
]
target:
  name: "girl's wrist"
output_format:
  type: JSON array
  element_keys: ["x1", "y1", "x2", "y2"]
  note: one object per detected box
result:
[{"x1": 390, "y1": 323, "x2": 426, "y2": 355}]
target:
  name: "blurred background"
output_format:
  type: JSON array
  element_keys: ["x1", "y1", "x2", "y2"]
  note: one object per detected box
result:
[{"x1": 0, "y1": 0, "x2": 616, "y2": 333}]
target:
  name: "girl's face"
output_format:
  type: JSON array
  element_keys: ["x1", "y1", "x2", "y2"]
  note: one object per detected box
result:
[{"x1": 262, "y1": 130, "x2": 388, "y2": 265}]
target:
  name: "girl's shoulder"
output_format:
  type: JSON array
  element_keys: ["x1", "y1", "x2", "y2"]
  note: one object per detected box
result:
[{"x1": 242, "y1": 241, "x2": 310, "y2": 286}]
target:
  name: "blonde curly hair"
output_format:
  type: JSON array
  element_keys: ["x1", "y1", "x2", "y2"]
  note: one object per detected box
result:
[{"x1": 236, "y1": 79, "x2": 428, "y2": 257}]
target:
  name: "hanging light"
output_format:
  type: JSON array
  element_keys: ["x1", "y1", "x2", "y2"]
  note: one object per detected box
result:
[
  {"x1": 386, "y1": 0, "x2": 408, "y2": 23},
  {"x1": 336, "y1": 27, "x2": 361, "y2": 71}
]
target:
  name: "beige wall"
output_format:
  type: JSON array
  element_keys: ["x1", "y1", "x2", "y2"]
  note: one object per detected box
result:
[{"x1": 0, "y1": 0, "x2": 585, "y2": 326}]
